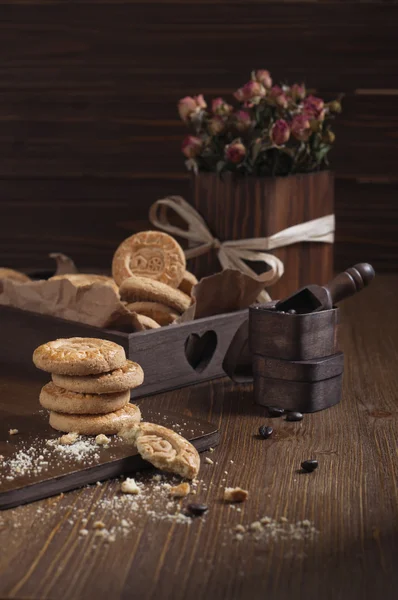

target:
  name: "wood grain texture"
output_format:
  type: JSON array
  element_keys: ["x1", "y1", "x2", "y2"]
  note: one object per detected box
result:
[
  {"x1": 0, "y1": 274, "x2": 397, "y2": 600},
  {"x1": 190, "y1": 170, "x2": 334, "y2": 299}
]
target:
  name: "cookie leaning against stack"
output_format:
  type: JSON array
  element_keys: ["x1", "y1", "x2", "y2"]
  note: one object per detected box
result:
[
  {"x1": 33, "y1": 337, "x2": 143, "y2": 435},
  {"x1": 112, "y1": 231, "x2": 196, "y2": 327}
]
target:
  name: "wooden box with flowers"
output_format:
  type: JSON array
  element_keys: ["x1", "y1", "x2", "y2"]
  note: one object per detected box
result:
[{"x1": 177, "y1": 70, "x2": 342, "y2": 300}]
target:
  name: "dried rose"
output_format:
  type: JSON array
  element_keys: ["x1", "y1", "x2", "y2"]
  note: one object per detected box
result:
[
  {"x1": 178, "y1": 95, "x2": 206, "y2": 122},
  {"x1": 234, "y1": 81, "x2": 265, "y2": 103},
  {"x1": 290, "y1": 83, "x2": 306, "y2": 101},
  {"x1": 182, "y1": 135, "x2": 203, "y2": 158},
  {"x1": 235, "y1": 110, "x2": 251, "y2": 132},
  {"x1": 270, "y1": 119, "x2": 290, "y2": 146},
  {"x1": 178, "y1": 97, "x2": 198, "y2": 122},
  {"x1": 253, "y1": 70, "x2": 272, "y2": 89},
  {"x1": 291, "y1": 114, "x2": 311, "y2": 141},
  {"x1": 209, "y1": 116, "x2": 226, "y2": 135},
  {"x1": 195, "y1": 94, "x2": 207, "y2": 110},
  {"x1": 303, "y1": 95, "x2": 325, "y2": 120},
  {"x1": 225, "y1": 140, "x2": 246, "y2": 163},
  {"x1": 212, "y1": 97, "x2": 233, "y2": 116},
  {"x1": 269, "y1": 86, "x2": 288, "y2": 109}
]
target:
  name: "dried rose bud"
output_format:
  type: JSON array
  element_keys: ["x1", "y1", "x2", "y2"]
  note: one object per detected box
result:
[
  {"x1": 322, "y1": 130, "x2": 336, "y2": 144},
  {"x1": 182, "y1": 135, "x2": 203, "y2": 158},
  {"x1": 327, "y1": 100, "x2": 342, "y2": 114},
  {"x1": 290, "y1": 83, "x2": 306, "y2": 101},
  {"x1": 235, "y1": 110, "x2": 251, "y2": 132},
  {"x1": 178, "y1": 96, "x2": 198, "y2": 122},
  {"x1": 194, "y1": 94, "x2": 207, "y2": 110},
  {"x1": 270, "y1": 119, "x2": 290, "y2": 146},
  {"x1": 242, "y1": 80, "x2": 266, "y2": 101},
  {"x1": 233, "y1": 87, "x2": 246, "y2": 102},
  {"x1": 303, "y1": 95, "x2": 325, "y2": 120},
  {"x1": 291, "y1": 114, "x2": 311, "y2": 141},
  {"x1": 269, "y1": 85, "x2": 288, "y2": 109},
  {"x1": 225, "y1": 140, "x2": 246, "y2": 164},
  {"x1": 208, "y1": 116, "x2": 226, "y2": 135},
  {"x1": 212, "y1": 97, "x2": 233, "y2": 116},
  {"x1": 253, "y1": 70, "x2": 272, "y2": 89}
]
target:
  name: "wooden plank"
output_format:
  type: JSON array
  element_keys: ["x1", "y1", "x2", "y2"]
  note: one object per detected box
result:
[
  {"x1": 0, "y1": 275, "x2": 397, "y2": 600},
  {"x1": 0, "y1": 4, "x2": 396, "y2": 91},
  {"x1": 334, "y1": 178, "x2": 398, "y2": 272},
  {"x1": 0, "y1": 178, "x2": 190, "y2": 269}
]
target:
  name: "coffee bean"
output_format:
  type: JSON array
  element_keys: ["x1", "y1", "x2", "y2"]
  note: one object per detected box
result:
[
  {"x1": 301, "y1": 459, "x2": 318, "y2": 472},
  {"x1": 186, "y1": 503, "x2": 208, "y2": 516},
  {"x1": 286, "y1": 411, "x2": 303, "y2": 422},
  {"x1": 267, "y1": 406, "x2": 285, "y2": 418},
  {"x1": 259, "y1": 425, "x2": 273, "y2": 439},
  {"x1": 287, "y1": 309, "x2": 296, "y2": 314}
]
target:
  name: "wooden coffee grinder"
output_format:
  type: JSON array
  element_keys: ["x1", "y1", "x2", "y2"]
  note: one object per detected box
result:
[{"x1": 223, "y1": 264, "x2": 375, "y2": 413}]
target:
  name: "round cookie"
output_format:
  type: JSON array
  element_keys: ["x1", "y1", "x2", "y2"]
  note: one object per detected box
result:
[
  {"x1": 50, "y1": 273, "x2": 118, "y2": 294},
  {"x1": 40, "y1": 382, "x2": 130, "y2": 415},
  {"x1": 120, "y1": 275, "x2": 191, "y2": 313},
  {"x1": 49, "y1": 404, "x2": 141, "y2": 435},
  {"x1": 120, "y1": 422, "x2": 200, "y2": 479},
  {"x1": 33, "y1": 337, "x2": 126, "y2": 376},
  {"x1": 0, "y1": 268, "x2": 30, "y2": 283},
  {"x1": 112, "y1": 231, "x2": 186, "y2": 288},
  {"x1": 52, "y1": 360, "x2": 144, "y2": 394},
  {"x1": 178, "y1": 271, "x2": 198, "y2": 296},
  {"x1": 126, "y1": 302, "x2": 179, "y2": 325}
]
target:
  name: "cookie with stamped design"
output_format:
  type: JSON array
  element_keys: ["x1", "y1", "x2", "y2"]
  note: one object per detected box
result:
[
  {"x1": 120, "y1": 421, "x2": 200, "y2": 479},
  {"x1": 49, "y1": 403, "x2": 141, "y2": 435},
  {"x1": 112, "y1": 231, "x2": 186, "y2": 288},
  {"x1": 120, "y1": 275, "x2": 191, "y2": 313},
  {"x1": 40, "y1": 382, "x2": 130, "y2": 415},
  {"x1": 33, "y1": 337, "x2": 126, "y2": 376},
  {"x1": 52, "y1": 360, "x2": 144, "y2": 394}
]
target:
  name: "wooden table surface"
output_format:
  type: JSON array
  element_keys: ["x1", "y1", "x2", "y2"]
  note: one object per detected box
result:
[{"x1": 0, "y1": 275, "x2": 397, "y2": 600}]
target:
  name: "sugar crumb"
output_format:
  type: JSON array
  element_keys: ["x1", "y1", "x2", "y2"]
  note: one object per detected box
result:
[
  {"x1": 9, "y1": 429, "x2": 19, "y2": 436},
  {"x1": 205, "y1": 457, "x2": 214, "y2": 465}
]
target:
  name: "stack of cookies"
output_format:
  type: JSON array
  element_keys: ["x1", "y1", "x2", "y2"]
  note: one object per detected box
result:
[
  {"x1": 33, "y1": 337, "x2": 144, "y2": 435},
  {"x1": 112, "y1": 231, "x2": 197, "y2": 328}
]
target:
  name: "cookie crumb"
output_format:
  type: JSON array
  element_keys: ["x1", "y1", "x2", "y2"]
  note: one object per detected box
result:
[
  {"x1": 121, "y1": 519, "x2": 129, "y2": 528},
  {"x1": 79, "y1": 529, "x2": 89, "y2": 536},
  {"x1": 249, "y1": 521, "x2": 263, "y2": 532},
  {"x1": 280, "y1": 516, "x2": 288, "y2": 522},
  {"x1": 9, "y1": 429, "x2": 19, "y2": 436},
  {"x1": 205, "y1": 457, "x2": 214, "y2": 465},
  {"x1": 224, "y1": 487, "x2": 249, "y2": 503},
  {"x1": 234, "y1": 533, "x2": 244, "y2": 541},
  {"x1": 95, "y1": 434, "x2": 110, "y2": 446},
  {"x1": 260, "y1": 516, "x2": 272, "y2": 524},
  {"x1": 235, "y1": 524, "x2": 245, "y2": 533},
  {"x1": 93, "y1": 521, "x2": 106, "y2": 530},
  {"x1": 169, "y1": 482, "x2": 191, "y2": 498},
  {"x1": 121, "y1": 478, "x2": 140, "y2": 495},
  {"x1": 59, "y1": 432, "x2": 79, "y2": 446},
  {"x1": 209, "y1": 447, "x2": 215, "y2": 453}
]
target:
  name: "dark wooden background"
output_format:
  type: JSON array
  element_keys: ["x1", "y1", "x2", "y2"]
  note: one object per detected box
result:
[{"x1": 0, "y1": 0, "x2": 397, "y2": 273}]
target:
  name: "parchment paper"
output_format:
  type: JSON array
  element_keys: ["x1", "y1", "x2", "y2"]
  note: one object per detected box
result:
[{"x1": 0, "y1": 256, "x2": 264, "y2": 330}]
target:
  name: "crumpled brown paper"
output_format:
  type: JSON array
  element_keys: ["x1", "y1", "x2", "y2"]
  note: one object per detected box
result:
[
  {"x1": 0, "y1": 278, "x2": 137, "y2": 329},
  {"x1": 0, "y1": 253, "x2": 265, "y2": 330}
]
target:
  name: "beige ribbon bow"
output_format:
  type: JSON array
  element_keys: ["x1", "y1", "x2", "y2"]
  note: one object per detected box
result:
[{"x1": 149, "y1": 196, "x2": 335, "y2": 302}]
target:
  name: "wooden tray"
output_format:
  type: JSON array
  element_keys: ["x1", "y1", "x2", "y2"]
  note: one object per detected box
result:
[
  {"x1": 0, "y1": 405, "x2": 219, "y2": 510},
  {"x1": 0, "y1": 305, "x2": 247, "y2": 399}
]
